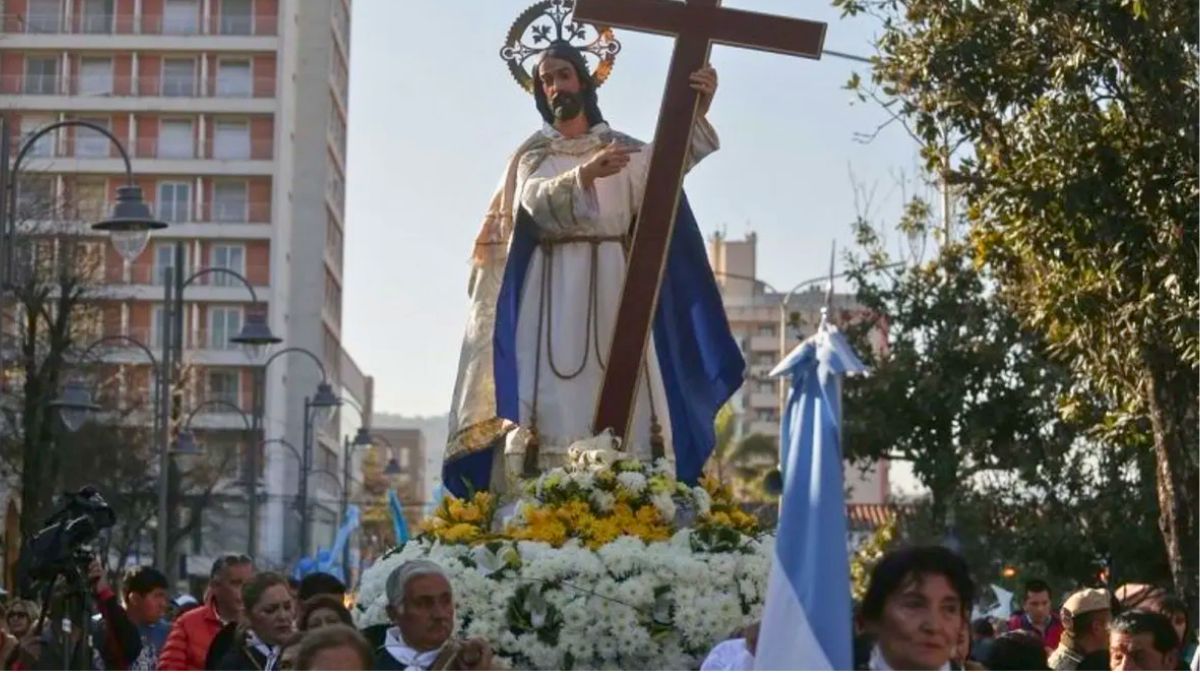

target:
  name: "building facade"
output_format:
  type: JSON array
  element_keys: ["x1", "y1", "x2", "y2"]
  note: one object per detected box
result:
[
  {"x1": 0, "y1": 0, "x2": 361, "y2": 573},
  {"x1": 708, "y1": 232, "x2": 889, "y2": 505}
]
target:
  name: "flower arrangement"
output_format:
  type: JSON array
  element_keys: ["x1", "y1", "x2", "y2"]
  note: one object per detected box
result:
[
  {"x1": 354, "y1": 533, "x2": 773, "y2": 670},
  {"x1": 355, "y1": 453, "x2": 771, "y2": 669}
]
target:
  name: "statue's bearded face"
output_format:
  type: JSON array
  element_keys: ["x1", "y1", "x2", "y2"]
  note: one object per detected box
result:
[{"x1": 538, "y1": 57, "x2": 584, "y2": 121}]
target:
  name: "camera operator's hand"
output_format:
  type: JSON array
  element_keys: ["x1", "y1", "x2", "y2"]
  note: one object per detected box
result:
[{"x1": 87, "y1": 557, "x2": 110, "y2": 594}]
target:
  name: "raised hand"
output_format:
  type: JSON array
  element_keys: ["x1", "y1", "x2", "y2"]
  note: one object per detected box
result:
[
  {"x1": 580, "y1": 141, "x2": 640, "y2": 187},
  {"x1": 690, "y1": 65, "x2": 718, "y2": 117}
]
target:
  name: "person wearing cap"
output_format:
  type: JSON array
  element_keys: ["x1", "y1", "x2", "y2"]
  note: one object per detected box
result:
[{"x1": 1049, "y1": 588, "x2": 1113, "y2": 670}]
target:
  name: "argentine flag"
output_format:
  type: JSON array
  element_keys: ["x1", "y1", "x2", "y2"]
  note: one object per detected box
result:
[{"x1": 755, "y1": 320, "x2": 865, "y2": 670}]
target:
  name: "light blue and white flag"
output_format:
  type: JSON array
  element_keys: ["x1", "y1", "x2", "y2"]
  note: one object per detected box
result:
[
  {"x1": 755, "y1": 319, "x2": 865, "y2": 670},
  {"x1": 388, "y1": 488, "x2": 410, "y2": 546}
]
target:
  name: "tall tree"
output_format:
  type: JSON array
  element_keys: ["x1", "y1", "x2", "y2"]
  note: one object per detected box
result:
[
  {"x1": 842, "y1": 197, "x2": 1092, "y2": 535},
  {"x1": 836, "y1": 0, "x2": 1199, "y2": 600}
]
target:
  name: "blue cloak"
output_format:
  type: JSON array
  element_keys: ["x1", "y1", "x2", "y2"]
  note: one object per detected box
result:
[{"x1": 444, "y1": 193, "x2": 744, "y2": 496}]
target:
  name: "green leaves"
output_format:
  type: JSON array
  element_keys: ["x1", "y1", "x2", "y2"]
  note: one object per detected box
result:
[{"x1": 847, "y1": 0, "x2": 1198, "y2": 597}]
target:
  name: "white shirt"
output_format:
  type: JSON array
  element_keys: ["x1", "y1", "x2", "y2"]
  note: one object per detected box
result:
[
  {"x1": 701, "y1": 638, "x2": 754, "y2": 670},
  {"x1": 383, "y1": 626, "x2": 444, "y2": 671}
]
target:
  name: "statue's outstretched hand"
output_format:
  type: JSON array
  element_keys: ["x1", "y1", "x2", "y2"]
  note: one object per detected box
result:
[
  {"x1": 690, "y1": 65, "x2": 718, "y2": 117},
  {"x1": 579, "y1": 142, "x2": 640, "y2": 188}
]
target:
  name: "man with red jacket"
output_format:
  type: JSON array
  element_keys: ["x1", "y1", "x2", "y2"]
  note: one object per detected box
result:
[
  {"x1": 157, "y1": 554, "x2": 252, "y2": 670},
  {"x1": 1008, "y1": 578, "x2": 1064, "y2": 653}
]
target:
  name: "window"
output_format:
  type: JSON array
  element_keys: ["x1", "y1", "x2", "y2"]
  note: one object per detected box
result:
[
  {"x1": 152, "y1": 244, "x2": 188, "y2": 285},
  {"x1": 81, "y1": 0, "x2": 115, "y2": 34},
  {"x1": 73, "y1": 177, "x2": 107, "y2": 222},
  {"x1": 210, "y1": 244, "x2": 245, "y2": 287},
  {"x1": 207, "y1": 369, "x2": 240, "y2": 406},
  {"x1": 76, "y1": 118, "x2": 110, "y2": 158},
  {"x1": 212, "y1": 181, "x2": 247, "y2": 222},
  {"x1": 27, "y1": 0, "x2": 62, "y2": 32},
  {"x1": 162, "y1": 59, "x2": 196, "y2": 97},
  {"x1": 15, "y1": 175, "x2": 54, "y2": 218},
  {"x1": 213, "y1": 121, "x2": 250, "y2": 160},
  {"x1": 216, "y1": 60, "x2": 252, "y2": 98},
  {"x1": 207, "y1": 306, "x2": 242, "y2": 350},
  {"x1": 20, "y1": 116, "x2": 55, "y2": 158},
  {"x1": 158, "y1": 119, "x2": 194, "y2": 159},
  {"x1": 163, "y1": 0, "x2": 200, "y2": 34},
  {"x1": 23, "y1": 56, "x2": 59, "y2": 95},
  {"x1": 79, "y1": 57, "x2": 113, "y2": 95},
  {"x1": 157, "y1": 182, "x2": 191, "y2": 223},
  {"x1": 150, "y1": 304, "x2": 167, "y2": 348},
  {"x1": 219, "y1": 0, "x2": 253, "y2": 35}
]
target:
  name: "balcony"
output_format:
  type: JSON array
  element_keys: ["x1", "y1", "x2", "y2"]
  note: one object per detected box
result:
[
  {"x1": 2, "y1": 74, "x2": 276, "y2": 114},
  {"x1": 10, "y1": 135, "x2": 274, "y2": 176},
  {"x1": 98, "y1": 263, "x2": 271, "y2": 302},
  {"x1": 1, "y1": 12, "x2": 277, "y2": 36}
]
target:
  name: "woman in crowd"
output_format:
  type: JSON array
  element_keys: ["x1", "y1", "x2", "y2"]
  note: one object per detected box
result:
[
  {"x1": 213, "y1": 571, "x2": 297, "y2": 670},
  {"x1": 299, "y1": 596, "x2": 355, "y2": 632}
]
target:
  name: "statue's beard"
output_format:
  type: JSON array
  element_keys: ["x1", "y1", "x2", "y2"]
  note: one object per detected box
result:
[{"x1": 551, "y1": 91, "x2": 583, "y2": 122}]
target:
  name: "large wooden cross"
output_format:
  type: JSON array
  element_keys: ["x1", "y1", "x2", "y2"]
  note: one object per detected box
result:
[{"x1": 573, "y1": 0, "x2": 827, "y2": 443}]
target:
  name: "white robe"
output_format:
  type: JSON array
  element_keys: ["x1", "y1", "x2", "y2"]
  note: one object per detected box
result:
[{"x1": 502, "y1": 119, "x2": 719, "y2": 482}]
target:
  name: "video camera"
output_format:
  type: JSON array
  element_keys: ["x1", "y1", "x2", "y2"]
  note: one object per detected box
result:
[{"x1": 17, "y1": 487, "x2": 115, "y2": 594}]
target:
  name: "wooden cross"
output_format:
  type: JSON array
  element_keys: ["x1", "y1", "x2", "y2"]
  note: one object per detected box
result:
[{"x1": 573, "y1": 0, "x2": 827, "y2": 443}]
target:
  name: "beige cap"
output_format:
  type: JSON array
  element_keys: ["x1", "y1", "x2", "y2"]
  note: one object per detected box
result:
[{"x1": 1063, "y1": 588, "x2": 1111, "y2": 618}]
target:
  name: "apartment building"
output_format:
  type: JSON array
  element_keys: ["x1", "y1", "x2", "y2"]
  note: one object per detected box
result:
[
  {"x1": 0, "y1": 0, "x2": 361, "y2": 570},
  {"x1": 709, "y1": 232, "x2": 890, "y2": 504}
]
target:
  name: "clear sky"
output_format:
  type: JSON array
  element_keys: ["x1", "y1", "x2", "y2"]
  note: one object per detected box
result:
[{"x1": 342, "y1": 0, "x2": 921, "y2": 416}]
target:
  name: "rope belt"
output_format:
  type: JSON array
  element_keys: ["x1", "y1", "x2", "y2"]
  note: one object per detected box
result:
[{"x1": 522, "y1": 234, "x2": 663, "y2": 476}]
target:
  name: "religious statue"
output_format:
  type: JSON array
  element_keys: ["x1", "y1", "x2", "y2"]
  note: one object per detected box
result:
[{"x1": 443, "y1": 0, "x2": 745, "y2": 496}]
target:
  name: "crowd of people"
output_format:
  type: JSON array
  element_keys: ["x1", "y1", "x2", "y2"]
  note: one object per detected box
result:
[
  {"x1": 0, "y1": 546, "x2": 1192, "y2": 671},
  {"x1": 700, "y1": 546, "x2": 1198, "y2": 671}
]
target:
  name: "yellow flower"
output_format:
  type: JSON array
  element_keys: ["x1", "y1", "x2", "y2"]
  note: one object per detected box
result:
[{"x1": 441, "y1": 523, "x2": 482, "y2": 543}]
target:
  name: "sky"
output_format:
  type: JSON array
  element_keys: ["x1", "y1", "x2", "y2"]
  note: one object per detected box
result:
[{"x1": 341, "y1": 0, "x2": 922, "y2": 417}]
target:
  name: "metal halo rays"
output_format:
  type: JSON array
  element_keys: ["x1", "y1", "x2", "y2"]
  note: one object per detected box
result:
[{"x1": 500, "y1": 0, "x2": 621, "y2": 93}]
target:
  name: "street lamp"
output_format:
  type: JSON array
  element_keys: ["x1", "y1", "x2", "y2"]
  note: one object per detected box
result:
[
  {"x1": 155, "y1": 242, "x2": 279, "y2": 586},
  {"x1": 49, "y1": 378, "x2": 101, "y2": 432},
  {"x1": 246, "y1": 347, "x2": 334, "y2": 559},
  {"x1": 231, "y1": 310, "x2": 281, "y2": 359},
  {"x1": 300, "y1": 388, "x2": 341, "y2": 556},
  {"x1": 1, "y1": 118, "x2": 167, "y2": 281}
]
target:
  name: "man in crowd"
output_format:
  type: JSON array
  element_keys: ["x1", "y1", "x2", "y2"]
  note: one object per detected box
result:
[
  {"x1": 1048, "y1": 588, "x2": 1112, "y2": 670},
  {"x1": 1109, "y1": 610, "x2": 1180, "y2": 671},
  {"x1": 857, "y1": 546, "x2": 974, "y2": 670},
  {"x1": 1008, "y1": 579, "x2": 1062, "y2": 652},
  {"x1": 158, "y1": 553, "x2": 253, "y2": 670},
  {"x1": 122, "y1": 566, "x2": 171, "y2": 671},
  {"x1": 375, "y1": 560, "x2": 495, "y2": 670}
]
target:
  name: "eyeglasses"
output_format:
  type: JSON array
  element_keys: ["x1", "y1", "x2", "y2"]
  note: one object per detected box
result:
[
  {"x1": 7, "y1": 612, "x2": 29, "y2": 620},
  {"x1": 210, "y1": 553, "x2": 253, "y2": 578}
]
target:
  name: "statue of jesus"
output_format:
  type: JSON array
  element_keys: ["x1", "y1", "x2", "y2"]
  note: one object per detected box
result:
[{"x1": 444, "y1": 32, "x2": 744, "y2": 497}]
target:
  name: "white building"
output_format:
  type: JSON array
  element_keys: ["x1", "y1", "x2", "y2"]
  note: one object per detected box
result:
[{"x1": 708, "y1": 232, "x2": 889, "y2": 504}]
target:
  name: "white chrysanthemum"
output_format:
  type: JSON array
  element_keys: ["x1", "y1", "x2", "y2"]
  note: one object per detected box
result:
[
  {"x1": 570, "y1": 470, "x2": 595, "y2": 490},
  {"x1": 590, "y1": 489, "x2": 616, "y2": 513},
  {"x1": 649, "y1": 491, "x2": 677, "y2": 521},
  {"x1": 616, "y1": 471, "x2": 648, "y2": 493},
  {"x1": 691, "y1": 486, "x2": 712, "y2": 515}
]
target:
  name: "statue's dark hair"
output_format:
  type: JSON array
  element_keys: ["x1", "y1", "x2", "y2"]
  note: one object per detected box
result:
[{"x1": 533, "y1": 42, "x2": 605, "y2": 127}]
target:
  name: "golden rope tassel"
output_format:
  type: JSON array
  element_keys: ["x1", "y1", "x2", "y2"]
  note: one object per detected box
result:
[
  {"x1": 649, "y1": 415, "x2": 665, "y2": 462},
  {"x1": 522, "y1": 420, "x2": 541, "y2": 478}
]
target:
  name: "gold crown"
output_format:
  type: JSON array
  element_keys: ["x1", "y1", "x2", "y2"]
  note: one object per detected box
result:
[{"x1": 499, "y1": 0, "x2": 621, "y2": 93}]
